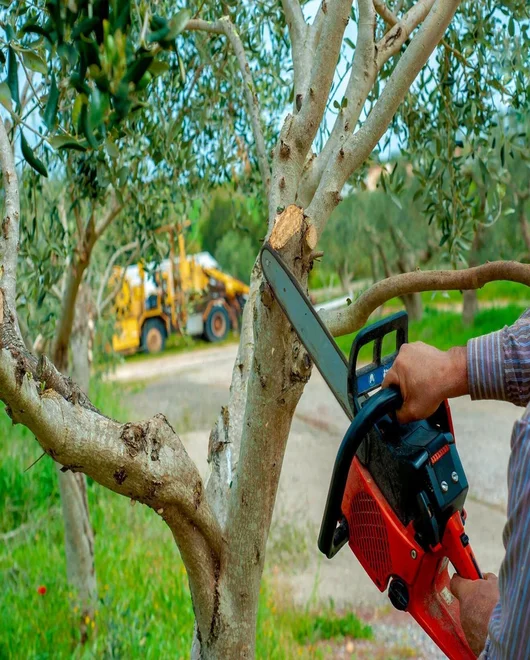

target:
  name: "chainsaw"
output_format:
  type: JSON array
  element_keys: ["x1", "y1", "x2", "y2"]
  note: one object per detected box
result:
[{"x1": 261, "y1": 245, "x2": 482, "y2": 660}]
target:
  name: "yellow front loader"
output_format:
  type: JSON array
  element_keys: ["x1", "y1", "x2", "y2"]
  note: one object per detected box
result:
[{"x1": 111, "y1": 225, "x2": 249, "y2": 355}]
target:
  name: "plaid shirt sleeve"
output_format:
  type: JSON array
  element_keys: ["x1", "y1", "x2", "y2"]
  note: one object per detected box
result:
[
  {"x1": 467, "y1": 309, "x2": 530, "y2": 407},
  {"x1": 467, "y1": 309, "x2": 530, "y2": 659},
  {"x1": 478, "y1": 415, "x2": 530, "y2": 660}
]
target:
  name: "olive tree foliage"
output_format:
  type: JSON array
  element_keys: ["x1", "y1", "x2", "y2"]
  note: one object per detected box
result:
[
  {"x1": 381, "y1": 1, "x2": 530, "y2": 265},
  {"x1": 1, "y1": 1, "x2": 530, "y2": 659}
]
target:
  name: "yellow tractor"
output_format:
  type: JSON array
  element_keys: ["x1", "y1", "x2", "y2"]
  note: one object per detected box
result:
[{"x1": 111, "y1": 225, "x2": 249, "y2": 354}]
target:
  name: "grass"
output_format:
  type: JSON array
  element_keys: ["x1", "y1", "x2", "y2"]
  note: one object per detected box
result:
[
  {"x1": 0, "y1": 382, "x2": 371, "y2": 659},
  {"x1": 335, "y1": 304, "x2": 526, "y2": 360}
]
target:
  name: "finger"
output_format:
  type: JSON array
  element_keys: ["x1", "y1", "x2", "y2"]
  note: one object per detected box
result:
[
  {"x1": 484, "y1": 572, "x2": 498, "y2": 581},
  {"x1": 450, "y1": 574, "x2": 472, "y2": 600},
  {"x1": 396, "y1": 407, "x2": 414, "y2": 425},
  {"x1": 382, "y1": 368, "x2": 400, "y2": 389}
]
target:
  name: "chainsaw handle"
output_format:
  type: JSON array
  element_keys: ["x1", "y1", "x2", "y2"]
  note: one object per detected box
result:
[
  {"x1": 348, "y1": 311, "x2": 408, "y2": 414},
  {"x1": 319, "y1": 386, "x2": 403, "y2": 558}
]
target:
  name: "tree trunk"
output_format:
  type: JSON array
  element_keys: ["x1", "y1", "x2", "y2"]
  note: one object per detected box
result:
[
  {"x1": 518, "y1": 198, "x2": 530, "y2": 255},
  {"x1": 462, "y1": 289, "x2": 478, "y2": 327},
  {"x1": 56, "y1": 284, "x2": 97, "y2": 639},
  {"x1": 370, "y1": 249, "x2": 379, "y2": 284},
  {"x1": 461, "y1": 228, "x2": 483, "y2": 326},
  {"x1": 338, "y1": 263, "x2": 352, "y2": 293},
  {"x1": 56, "y1": 469, "x2": 97, "y2": 641},
  {"x1": 401, "y1": 291, "x2": 423, "y2": 321}
]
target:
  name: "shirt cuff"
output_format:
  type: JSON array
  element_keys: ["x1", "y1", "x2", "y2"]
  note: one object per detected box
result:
[
  {"x1": 467, "y1": 330, "x2": 506, "y2": 401},
  {"x1": 479, "y1": 636, "x2": 491, "y2": 659}
]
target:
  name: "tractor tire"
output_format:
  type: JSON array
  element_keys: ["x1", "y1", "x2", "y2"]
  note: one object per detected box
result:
[
  {"x1": 142, "y1": 318, "x2": 166, "y2": 354},
  {"x1": 204, "y1": 305, "x2": 230, "y2": 343}
]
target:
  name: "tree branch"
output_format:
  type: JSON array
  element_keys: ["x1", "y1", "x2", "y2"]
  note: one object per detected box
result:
[
  {"x1": 290, "y1": 0, "x2": 352, "y2": 157},
  {"x1": 374, "y1": 0, "x2": 470, "y2": 66},
  {"x1": 0, "y1": 334, "x2": 223, "y2": 631},
  {"x1": 269, "y1": 1, "x2": 353, "y2": 219},
  {"x1": 96, "y1": 241, "x2": 140, "y2": 313},
  {"x1": 375, "y1": 0, "x2": 436, "y2": 64},
  {"x1": 306, "y1": 0, "x2": 462, "y2": 236},
  {"x1": 0, "y1": 116, "x2": 20, "y2": 310},
  {"x1": 281, "y1": 0, "x2": 306, "y2": 51},
  {"x1": 298, "y1": 0, "x2": 377, "y2": 206},
  {"x1": 282, "y1": 0, "x2": 310, "y2": 108},
  {"x1": 186, "y1": 17, "x2": 271, "y2": 195},
  {"x1": 321, "y1": 261, "x2": 530, "y2": 337},
  {"x1": 299, "y1": 0, "x2": 438, "y2": 207},
  {"x1": 373, "y1": 0, "x2": 399, "y2": 26},
  {"x1": 94, "y1": 193, "x2": 124, "y2": 241}
]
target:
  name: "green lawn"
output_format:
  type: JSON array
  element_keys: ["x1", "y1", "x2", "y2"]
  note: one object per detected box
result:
[{"x1": 0, "y1": 382, "x2": 371, "y2": 659}]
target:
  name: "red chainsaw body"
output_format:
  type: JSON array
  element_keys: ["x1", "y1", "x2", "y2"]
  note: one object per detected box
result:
[{"x1": 342, "y1": 401, "x2": 480, "y2": 660}]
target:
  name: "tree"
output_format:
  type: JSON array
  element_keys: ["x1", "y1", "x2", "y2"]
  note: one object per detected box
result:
[
  {"x1": 1, "y1": 2, "x2": 530, "y2": 659},
  {"x1": 199, "y1": 186, "x2": 264, "y2": 282},
  {"x1": 2, "y1": 0, "x2": 228, "y2": 632}
]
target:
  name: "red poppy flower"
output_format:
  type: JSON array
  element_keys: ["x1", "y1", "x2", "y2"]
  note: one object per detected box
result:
[{"x1": 37, "y1": 585, "x2": 47, "y2": 595}]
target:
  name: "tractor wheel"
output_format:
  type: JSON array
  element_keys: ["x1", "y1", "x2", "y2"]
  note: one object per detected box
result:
[
  {"x1": 204, "y1": 305, "x2": 230, "y2": 343},
  {"x1": 142, "y1": 318, "x2": 166, "y2": 354}
]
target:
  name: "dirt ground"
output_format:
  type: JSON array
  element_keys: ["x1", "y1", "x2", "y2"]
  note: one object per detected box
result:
[{"x1": 114, "y1": 344, "x2": 521, "y2": 658}]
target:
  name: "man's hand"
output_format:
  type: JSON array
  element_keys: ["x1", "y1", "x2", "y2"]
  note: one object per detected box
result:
[
  {"x1": 451, "y1": 573, "x2": 499, "y2": 656},
  {"x1": 382, "y1": 342, "x2": 468, "y2": 423}
]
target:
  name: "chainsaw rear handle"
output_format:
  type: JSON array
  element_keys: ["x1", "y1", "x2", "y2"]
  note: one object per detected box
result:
[
  {"x1": 318, "y1": 386, "x2": 403, "y2": 558},
  {"x1": 348, "y1": 311, "x2": 408, "y2": 414}
]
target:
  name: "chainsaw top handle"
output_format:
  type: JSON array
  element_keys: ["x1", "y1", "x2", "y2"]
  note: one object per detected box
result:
[
  {"x1": 319, "y1": 386, "x2": 403, "y2": 558},
  {"x1": 348, "y1": 310, "x2": 408, "y2": 415}
]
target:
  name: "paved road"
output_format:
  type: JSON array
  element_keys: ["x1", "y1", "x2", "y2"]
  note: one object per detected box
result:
[{"x1": 116, "y1": 345, "x2": 521, "y2": 657}]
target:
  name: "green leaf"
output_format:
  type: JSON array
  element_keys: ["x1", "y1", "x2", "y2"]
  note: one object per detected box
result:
[
  {"x1": 21, "y1": 23, "x2": 52, "y2": 41},
  {"x1": 118, "y1": 165, "x2": 128, "y2": 187},
  {"x1": 0, "y1": 82, "x2": 12, "y2": 111},
  {"x1": 412, "y1": 188, "x2": 423, "y2": 203},
  {"x1": 149, "y1": 59, "x2": 170, "y2": 76},
  {"x1": 21, "y1": 132, "x2": 48, "y2": 177},
  {"x1": 178, "y1": 52, "x2": 185, "y2": 84},
  {"x1": 390, "y1": 193, "x2": 402, "y2": 210},
  {"x1": 166, "y1": 9, "x2": 191, "y2": 40},
  {"x1": 71, "y1": 16, "x2": 99, "y2": 40},
  {"x1": 123, "y1": 53, "x2": 153, "y2": 84},
  {"x1": 508, "y1": 17, "x2": 515, "y2": 37},
  {"x1": 43, "y1": 73, "x2": 59, "y2": 130},
  {"x1": 72, "y1": 93, "x2": 85, "y2": 128},
  {"x1": 7, "y1": 46, "x2": 19, "y2": 107},
  {"x1": 48, "y1": 134, "x2": 88, "y2": 151},
  {"x1": 22, "y1": 50, "x2": 47, "y2": 75},
  {"x1": 80, "y1": 104, "x2": 99, "y2": 149},
  {"x1": 105, "y1": 138, "x2": 119, "y2": 159}
]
